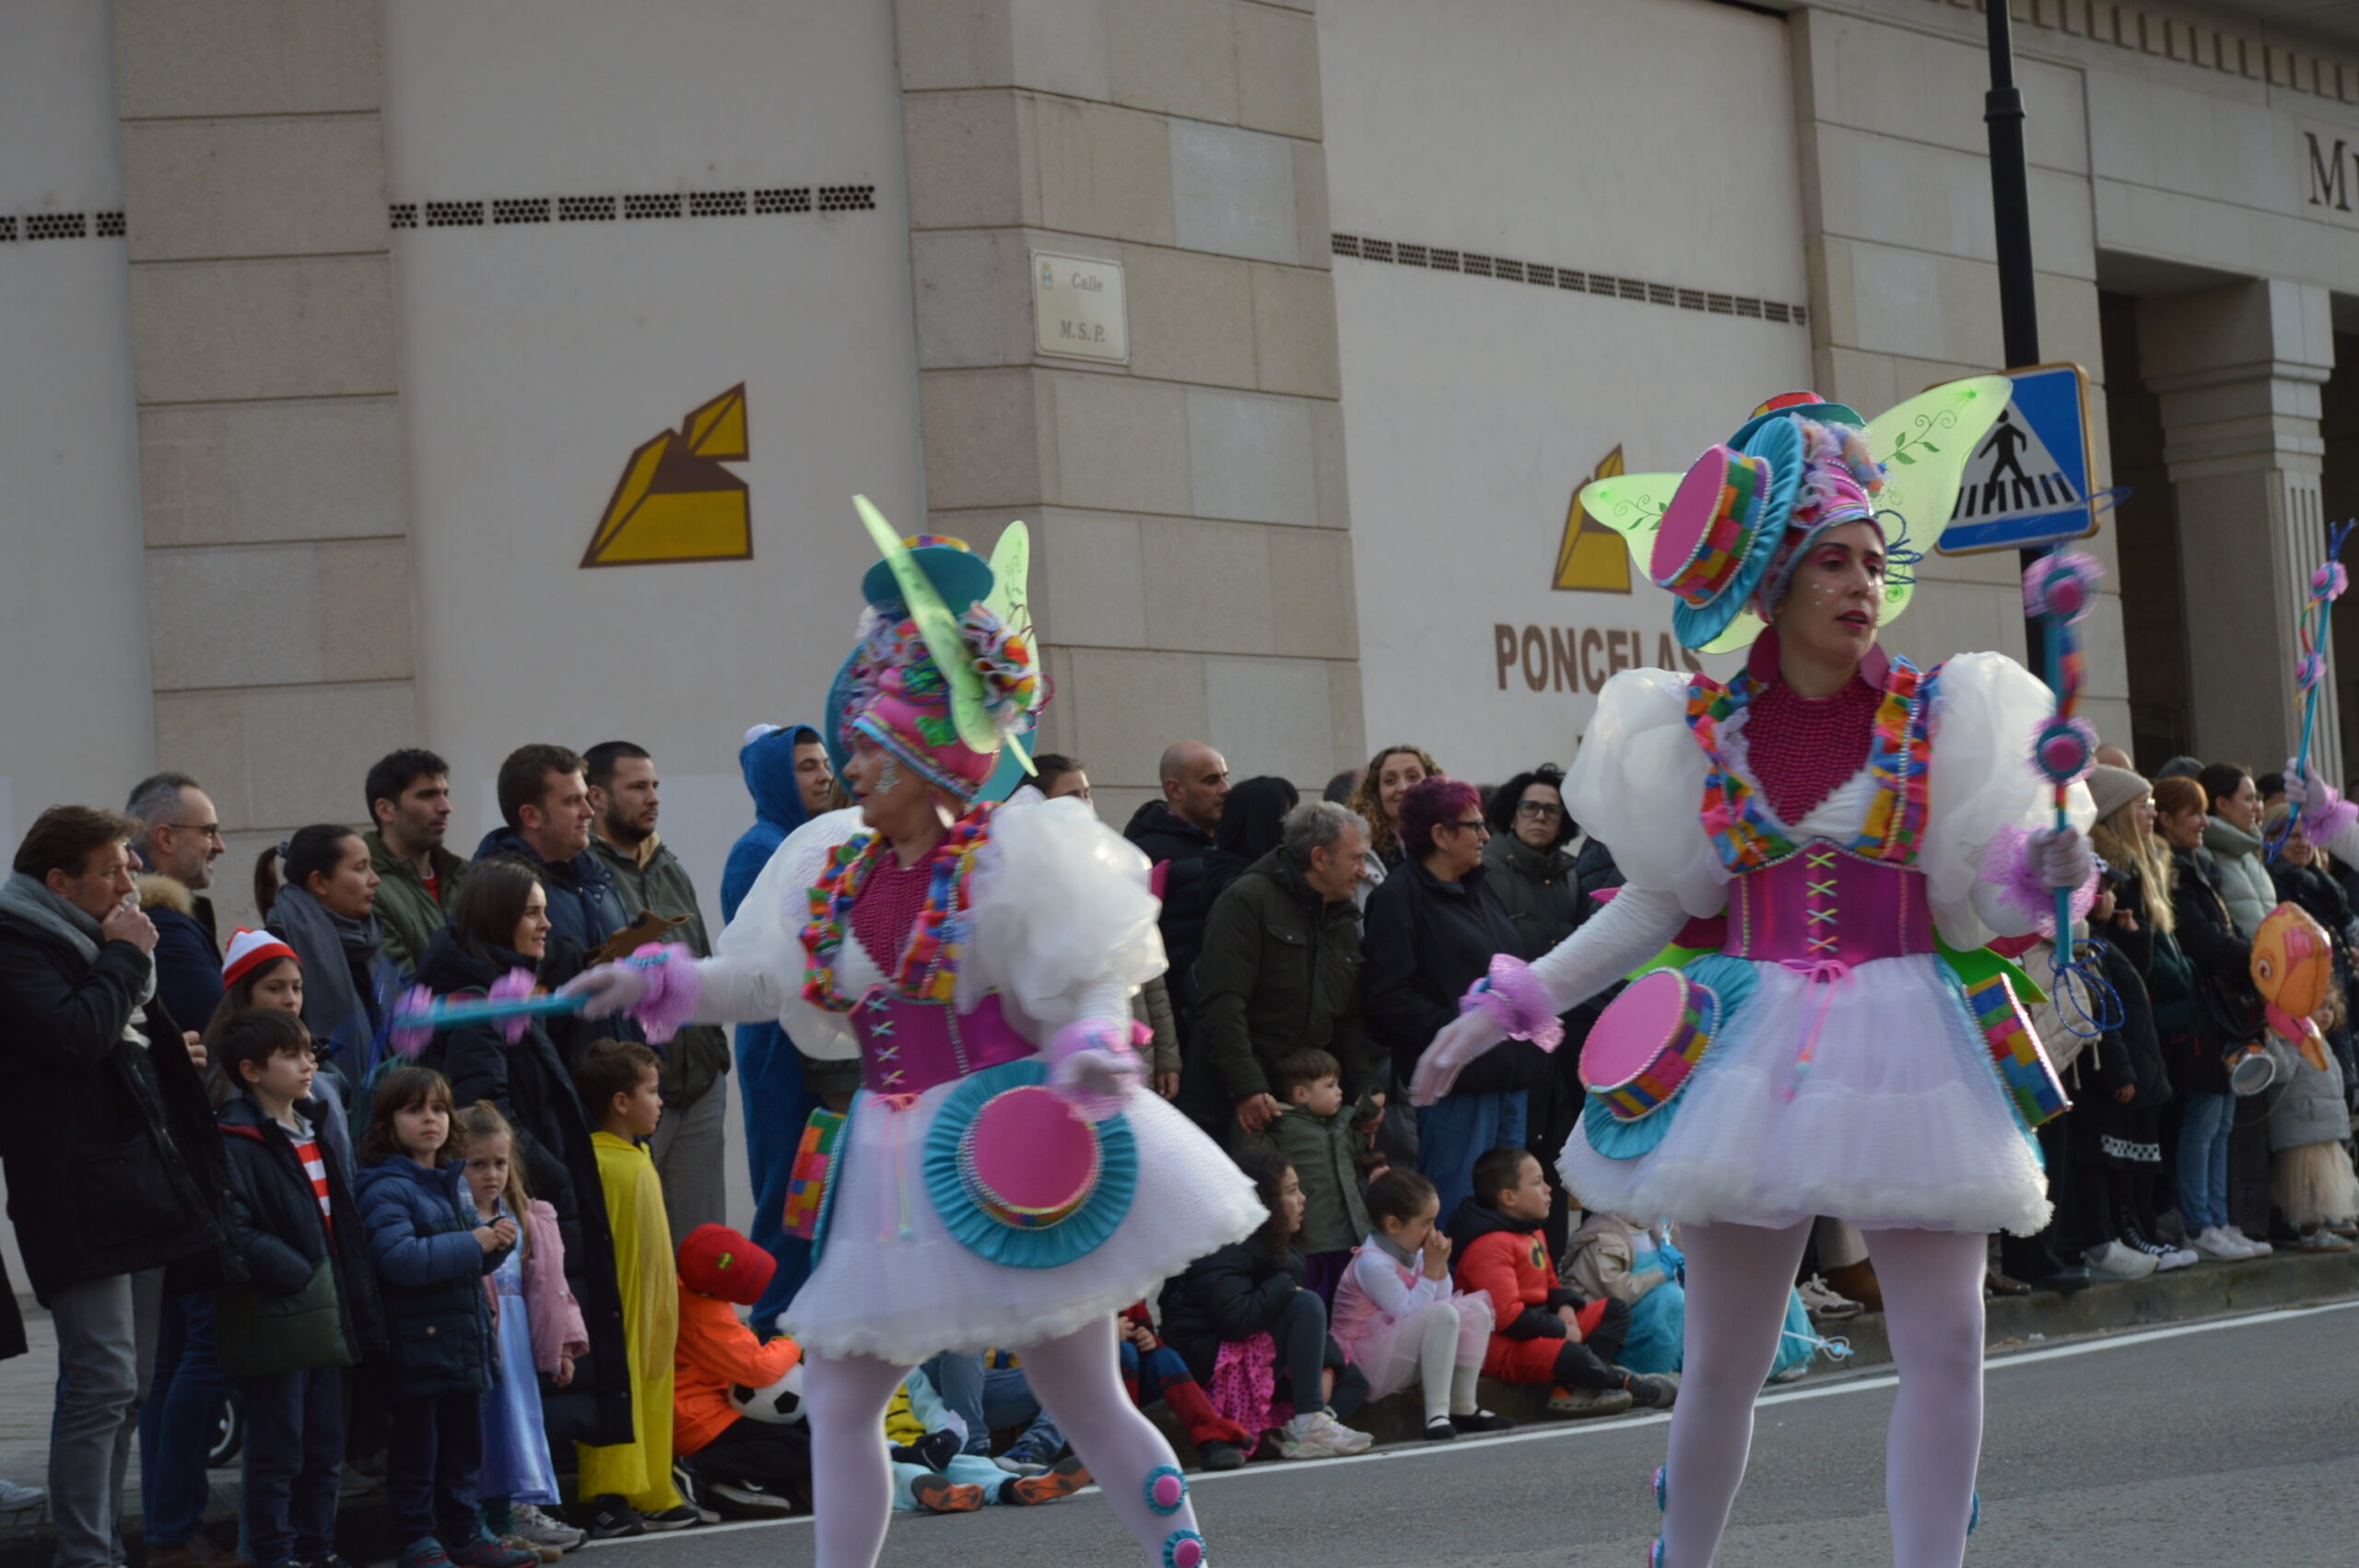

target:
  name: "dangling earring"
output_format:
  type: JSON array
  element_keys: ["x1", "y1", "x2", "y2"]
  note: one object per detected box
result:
[{"x1": 875, "y1": 751, "x2": 901, "y2": 795}]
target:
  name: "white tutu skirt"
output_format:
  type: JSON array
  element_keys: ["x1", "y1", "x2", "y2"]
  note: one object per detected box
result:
[
  {"x1": 1559, "y1": 954, "x2": 2051, "y2": 1236},
  {"x1": 782, "y1": 1074, "x2": 1264, "y2": 1363}
]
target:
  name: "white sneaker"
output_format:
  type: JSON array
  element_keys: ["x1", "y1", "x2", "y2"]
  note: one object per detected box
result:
[
  {"x1": 2228, "y1": 1226, "x2": 2273, "y2": 1258},
  {"x1": 1276, "y1": 1410, "x2": 1372, "y2": 1459},
  {"x1": 512, "y1": 1503, "x2": 588, "y2": 1553},
  {"x1": 2190, "y1": 1226, "x2": 2248, "y2": 1260},
  {"x1": 2158, "y1": 1245, "x2": 2200, "y2": 1270},
  {"x1": 1797, "y1": 1274, "x2": 1862, "y2": 1319},
  {"x1": 2295, "y1": 1227, "x2": 2353, "y2": 1253},
  {"x1": 2083, "y1": 1240, "x2": 2158, "y2": 1281}
]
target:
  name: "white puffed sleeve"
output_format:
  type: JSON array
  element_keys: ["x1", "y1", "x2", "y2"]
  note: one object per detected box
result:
[
  {"x1": 1922, "y1": 651, "x2": 2096, "y2": 949},
  {"x1": 962, "y1": 798, "x2": 1168, "y2": 1045},
  {"x1": 693, "y1": 807, "x2": 868, "y2": 1059},
  {"x1": 1565, "y1": 668, "x2": 1729, "y2": 919}
]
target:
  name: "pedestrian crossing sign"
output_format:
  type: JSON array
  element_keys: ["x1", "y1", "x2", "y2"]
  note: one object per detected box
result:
[{"x1": 1934, "y1": 363, "x2": 2099, "y2": 555}]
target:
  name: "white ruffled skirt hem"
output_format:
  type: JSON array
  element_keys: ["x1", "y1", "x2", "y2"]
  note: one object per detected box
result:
[
  {"x1": 1557, "y1": 954, "x2": 2051, "y2": 1236},
  {"x1": 781, "y1": 1077, "x2": 1264, "y2": 1363}
]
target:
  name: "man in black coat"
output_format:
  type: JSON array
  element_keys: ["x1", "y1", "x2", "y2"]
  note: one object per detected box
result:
[
  {"x1": 0, "y1": 806, "x2": 238, "y2": 1568},
  {"x1": 1125, "y1": 742, "x2": 1230, "y2": 1042}
]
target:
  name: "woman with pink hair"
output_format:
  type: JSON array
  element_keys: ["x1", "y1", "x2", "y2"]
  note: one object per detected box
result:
[{"x1": 1366, "y1": 776, "x2": 1554, "y2": 1222}]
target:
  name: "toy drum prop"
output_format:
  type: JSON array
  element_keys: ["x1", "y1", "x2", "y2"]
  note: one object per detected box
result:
[
  {"x1": 1579, "y1": 970, "x2": 1719, "y2": 1121},
  {"x1": 922, "y1": 1060, "x2": 1141, "y2": 1269},
  {"x1": 957, "y1": 1084, "x2": 1103, "y2": 1230}
]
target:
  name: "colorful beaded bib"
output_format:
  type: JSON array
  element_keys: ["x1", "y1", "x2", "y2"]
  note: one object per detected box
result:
[
  {"x1": 1685, "y1": 658, "x2": 1939, "y2": 872},
  {"x1": 802, "y1": 805, "x2": 996, "y2": 1010}
]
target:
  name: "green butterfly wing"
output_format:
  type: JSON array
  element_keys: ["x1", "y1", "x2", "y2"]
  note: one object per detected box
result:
[
  {"x1": 983, "y1": 521, "x2": 1035, "y2": 778},
  {"x1": 1865, "y1": 375, "x2": 2012, "y2": 614},
  {"x1": 1575, "y1": 471, "x2": 1761, "y2": 655}
]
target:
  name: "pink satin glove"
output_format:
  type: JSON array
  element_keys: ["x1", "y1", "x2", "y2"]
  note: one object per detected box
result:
[
  {"x1": 558, "y1": 961, "x2": 645, "y2": 1019},
  {"x1": 2031, "y1": 825, "x2": 2094, "y2": 890},
  {"x1": 2285, "y1": 756, "x2": 2359, "y2": 844},
  {"x1": 1047, "y1": 1020, "x2": 1148, "y2": 1121},
  {"x1": 1408, "y1": 1011, "x2": 1505, "y2": 1106}
]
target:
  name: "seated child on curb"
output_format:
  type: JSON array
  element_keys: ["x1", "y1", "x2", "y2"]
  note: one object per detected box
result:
[
  {"x1": 1563, "y1": 1209, "x2": 1829, "y2": 1383},
  {"x1": 1331, "y1": 1169, "x2": 1510, "y2": 1442},
  {"x1": 1449, "y1": 1147, "x2": 1677, "y2": 1417},
  {"x1": 212, "y1": 1007, "x2": 384, "y2": 1568},
  {"x1": 1237, "y1": 1049, "x2": 1373, "y2": 1303},
  {"x1": 1156, "y1": 1152, "x2": 1374, "y2": 1462},
  {"x1": 671, "y1": 1223, "x2": 812, "y2": 1517},
  {"x1": 884, "y1": 1367, "x2": 1089, "y2": 1514},
  {"x1": 1115, "y1": 1303, "x2": 1256, "y2": 1472}
]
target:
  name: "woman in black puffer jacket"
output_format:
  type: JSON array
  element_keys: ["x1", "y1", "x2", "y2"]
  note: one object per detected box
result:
[{"x1": 413, "y1": 860, "x2": 633, "y2": 1450}]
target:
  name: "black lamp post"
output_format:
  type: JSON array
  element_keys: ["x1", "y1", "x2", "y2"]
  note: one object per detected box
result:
[{"x1": 1983, "y1": 0, "x2": 2049, "y2": 647}]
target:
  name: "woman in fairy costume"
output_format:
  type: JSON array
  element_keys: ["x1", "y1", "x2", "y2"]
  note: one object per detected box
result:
[
  {"x1": 1412, "y1": 390, "x2": 2095, "y2": 1568},
  {"x1": 568, "y1": 505, "x2": 1262, "y2": 1568}
]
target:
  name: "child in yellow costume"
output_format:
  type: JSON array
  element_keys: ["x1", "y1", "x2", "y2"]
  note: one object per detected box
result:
[{"x1": 572, "y1": 1041, "x2": 694, "y2": 1535}]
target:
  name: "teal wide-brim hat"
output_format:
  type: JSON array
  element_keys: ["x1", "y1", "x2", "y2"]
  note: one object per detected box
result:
[{"x1": 1669, "y1": 413, "x2": 1803, "y2": 650}]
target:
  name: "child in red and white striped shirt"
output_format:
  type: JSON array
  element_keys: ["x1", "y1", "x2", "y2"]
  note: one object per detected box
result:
[{"x1": 210, "y1": 1007, "x2": 383, "y2": 1568}]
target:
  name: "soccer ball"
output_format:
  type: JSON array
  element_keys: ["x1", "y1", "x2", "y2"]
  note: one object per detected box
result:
[{"x1": 729, "y1": 1363, "x2": 805, "y2": 1424}]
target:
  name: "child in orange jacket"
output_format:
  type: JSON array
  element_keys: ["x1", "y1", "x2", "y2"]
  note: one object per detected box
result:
[
  {"x1": 672, "y1": 1225, "x2": 812, "y2": 1517},
  {"x1": 1447, "y1": 1148, "x2": 1676, "y2": 1417}
]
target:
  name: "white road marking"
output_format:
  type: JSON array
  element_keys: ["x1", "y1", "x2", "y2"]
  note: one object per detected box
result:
[{"x1": 580, "y1": 1298, "x2": 2359, "y2": 1547}]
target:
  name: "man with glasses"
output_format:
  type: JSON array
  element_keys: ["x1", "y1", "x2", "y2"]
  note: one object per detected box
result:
[{"x1": 124, "y1": 772, "x2": 229, "y2": 1034}]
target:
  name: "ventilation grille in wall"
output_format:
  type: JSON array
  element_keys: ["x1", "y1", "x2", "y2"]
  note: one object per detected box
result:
[
  {"x1": 1332, "y1": 231, "x2": 1808, "y2": 327},
  {"x1": 0, "y1": 211, "x2": 125, "y2": 243},
  {"x1": 391, "y1": 185, "x2": 875, "y2": 231}
]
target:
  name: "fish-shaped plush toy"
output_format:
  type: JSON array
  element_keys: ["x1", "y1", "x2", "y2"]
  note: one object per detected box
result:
[{"x1": 2251, "y1": 901, "x2": 2335, "y2": 1073}]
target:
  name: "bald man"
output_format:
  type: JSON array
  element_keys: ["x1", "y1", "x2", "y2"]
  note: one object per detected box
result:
[
  {"x1": 1124, "y1": 743, "x2": 1231, "y2": 1059},
  {"x1": 2095, "y1": 743, "x2": 2133, "y2": 770}
]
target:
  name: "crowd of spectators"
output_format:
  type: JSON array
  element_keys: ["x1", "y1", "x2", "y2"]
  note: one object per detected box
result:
[{"x1": 3, "y1": 727, "x2": 2351, "y2": 1567}]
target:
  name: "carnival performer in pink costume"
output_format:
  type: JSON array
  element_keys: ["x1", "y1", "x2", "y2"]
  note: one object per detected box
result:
[
  {"x1": 1412, "y1": 392, "x2": 2095, "y2": 1568},
  {"x1": 568, "y1": 519, "x2": 1262, "y2": 1568}
]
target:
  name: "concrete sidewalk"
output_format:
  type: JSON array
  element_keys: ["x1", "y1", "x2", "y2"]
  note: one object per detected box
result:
[{"x1": 5, "y1": 1246, "x2": 2357, "y2": 1565}]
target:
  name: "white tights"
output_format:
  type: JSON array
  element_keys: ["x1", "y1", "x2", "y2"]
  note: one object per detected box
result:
[
  {"x1": 804, "y1": 1316, "x2": 1203, "y2": 1568},
  {"x1": 1402, "y1": 1300, "x2": 1484, "y2": 1425},
  {"x1": 1660, "y1": 1222, "x2": 1987, "y2": 1568}
]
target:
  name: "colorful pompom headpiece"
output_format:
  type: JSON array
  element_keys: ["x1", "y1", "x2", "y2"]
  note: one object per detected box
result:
[
  {"x1": 1580, "y1": 378, "x2": 2016, "y2": 651},
  {"x1": 823, "y1": 498, "x2": 1044, "y2": 802}
]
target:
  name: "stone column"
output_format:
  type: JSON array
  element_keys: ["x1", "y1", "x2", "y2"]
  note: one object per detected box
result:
[
  {"x1": 115, "y1": 0, "x2": 417, "y2": 919},
  {"x1": 895, "y1": 0, "x2": 1360, "y2": 825},
  {"x1": 2138, "y1": 279, "x2": 2337, "y2": 778}
]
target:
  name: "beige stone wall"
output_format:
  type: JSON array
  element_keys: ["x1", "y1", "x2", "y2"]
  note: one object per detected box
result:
[
  {"x1": 898, "y1": 0, "x2": 1360, "y2": 826},
  {"x1": 116, "y1": 0, "x2": 415, "y2": 926},
  {"x1": 1790, "y1": 5, "x2": 2134, "y2": 755}
]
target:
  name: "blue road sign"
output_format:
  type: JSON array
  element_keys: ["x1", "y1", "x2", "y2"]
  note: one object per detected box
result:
[{"x1": 1936, "y1": 363, "x2": 2099, "y2": 554}]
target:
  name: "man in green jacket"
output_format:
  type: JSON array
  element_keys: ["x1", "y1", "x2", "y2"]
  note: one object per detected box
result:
[
  {"x1": 1187, "y1": 800, "x2": 1380, "y2": 1148},
  {"x1": 364, "y1": 749, "x2": 466, "y2": 979},
  {"x1": 583, "y1": 740, "x2": 732, "y2": 1242}
]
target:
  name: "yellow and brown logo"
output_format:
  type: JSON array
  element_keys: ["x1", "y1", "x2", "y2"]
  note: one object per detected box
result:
[
  {"x1": 581, "y1": 384, "x2": 750, "y2": 568},
  {"x1": 1552, "y1": 445, "x2": 1632, "y2": 594}
]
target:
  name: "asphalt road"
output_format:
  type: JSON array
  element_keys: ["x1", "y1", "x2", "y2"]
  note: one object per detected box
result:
[{"x1": 607, "y1": 1303, "x2": 2359, "y2": 1566}]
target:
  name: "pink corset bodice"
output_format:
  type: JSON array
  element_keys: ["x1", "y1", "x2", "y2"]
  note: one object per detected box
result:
[
  {"x1": 1724, "y1": 842, "x2": 1935, "y2": 968},
  {"x1": 851, "y1": 990, "x2": 1034, "y2": 1099}
]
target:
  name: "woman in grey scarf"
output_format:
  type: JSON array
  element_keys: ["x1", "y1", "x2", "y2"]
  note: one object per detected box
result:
[{"x1": 257, "y1": 825, "x2": 391, "y2": 1159}]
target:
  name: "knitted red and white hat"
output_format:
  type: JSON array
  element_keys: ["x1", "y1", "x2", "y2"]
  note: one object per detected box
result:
[{"x1": 223, "y1": 929, "x2": 299, "y2": 989}]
